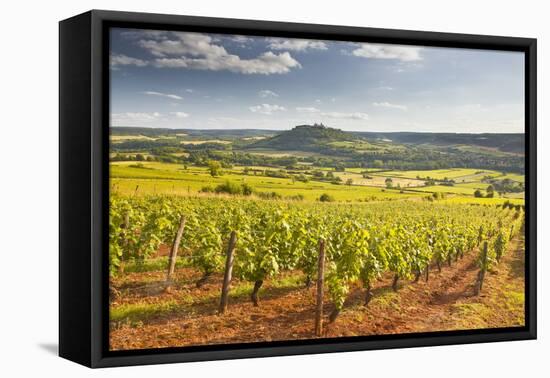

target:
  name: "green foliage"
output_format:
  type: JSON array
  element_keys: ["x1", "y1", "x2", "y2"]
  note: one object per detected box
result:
[
  {"x1": 214, "y1": 181, "x2": 253, "y2": 196},
  {"x1": 111, "y1": 125, "x2": 525, "y2": 173},
  {"x1": 493, "y1": 230, "x2": 508, "y2": 262},
  {"x1": 207, "y1": 160, "x2": 223, "y2": 177},
  {"x1": 432, "y1": 192, "x2": 445, "y2": 200},
  {"x1": 319, "y1": 193, "x2": 335, "y2": 202},
  {"x1": 251, "y1": 124, "x2": 355, "y2": 152},
  {"x1": 257, "y1": 191, "x2": 283, "y2": 200},
  {"x1": 109, "y1": 194, "x2": 524, "y2": 319},
  {"x1": 128, "y1": 163, "x2": 148, "y2": 169}
]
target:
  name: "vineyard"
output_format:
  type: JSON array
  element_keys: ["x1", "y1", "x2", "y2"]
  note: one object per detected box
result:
[{"x1": 109, "y1": 194, "x2": 524, "y2": 348}]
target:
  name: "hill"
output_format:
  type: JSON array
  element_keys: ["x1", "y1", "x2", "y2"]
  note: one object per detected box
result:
[
  {"x1": 249, "y1": 124, "x2": 356, "y2": 151},
  {"x1": 351, "y1": 131, "x2": 524, "y2": 154},
  {"x1": 111, "y1": 126, "x2": 523, "y2": 155},
  {"x1": 110, "y1": 127, "x2": 276, "y2": 140}
]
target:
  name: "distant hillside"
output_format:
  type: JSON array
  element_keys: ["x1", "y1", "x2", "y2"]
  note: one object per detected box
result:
[
  {"x1": 110, "y1": 127, "x2": 276, "y2": 140},
  {"x1": 111, "y1": 126, "x2": 524, "y2": 155},
  {"x1": 352, "y1": 131, "x2": 524, "y2": 154},
  {"x1": 249, "y1": 124, "x2": 356, "y2": 151}
]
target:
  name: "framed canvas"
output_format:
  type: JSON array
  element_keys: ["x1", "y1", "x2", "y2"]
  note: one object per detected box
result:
[{"x1": 59, "y1": 10, "x2": 537, "y2": 368}]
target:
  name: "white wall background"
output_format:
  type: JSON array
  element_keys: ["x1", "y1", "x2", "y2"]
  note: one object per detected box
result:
[{"x1": 0, "y1": 0, "x2": 546, "y2": 376}]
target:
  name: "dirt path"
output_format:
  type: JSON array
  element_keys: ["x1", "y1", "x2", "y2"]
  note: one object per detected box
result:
[
  {"x1": 110, "y1": 237, "x2": 525, "y2": 350},
  {"x1": 412, "y1": 236, "x2": 525, "y2": 332}
]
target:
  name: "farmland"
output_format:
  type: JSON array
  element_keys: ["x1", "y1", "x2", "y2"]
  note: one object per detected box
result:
[
  {"x1": 109, "y1": 194, "x2": 524, "y2": 350},
  {"x1": 110, "y1": 161, "x2": 524, "y2": 202},
  {"x1": 110, "y1": 234, "x2": 525, "y2": 349},
  {"x1": 108, "y1": 125, "x2": 526, "y2": 350}
]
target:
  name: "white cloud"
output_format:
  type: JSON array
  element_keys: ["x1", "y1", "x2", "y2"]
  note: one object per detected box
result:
[
  {"x1": 207, "y1": 116, "x2": 241, "y2": 123},
  {"x1": 296, "y1": 107, "x2": 320, "y2": 113},
  {"x1": 111, "y1": 111, "x2": 191, "y2": 126},
  {"x1": 120, "y1": 30, "x2": 168, "y2": 40},
  {"x1": 111, "y1": 112, "x2": 161, "y2": 126},
  {"x1": 249, "y1": 104, "x2": 286, "y2": 115},
  {"x1": 110, "y1": 54, "x2": 148, "y2": 68},
  {"x1": 320, "y1": 112, "x2": 369, "y2": 120},
  {"x1": 372, "y1": 102, "x2": 408, "y2": 111},
  {"x1": 139, "y1": 32, "x2": 226, "y2": 57},
  {"x1": 315, "y1": 99, "x2": 322, "y2": 104},
  {"x1": 142, "y1": 91, "x2": 183, "y2": 100},
  {"x1": 259, "y1": 90, "x2": 279, "y2": 98},
  {"x1": 171, "y1": 111, "x2": 190, "y2": 118},
  {"x1": 351, "y1": 43, "x2": 422, "y2": 62},
  {"x1": 137, "y1": 32, "x2": 301, "y2": 74},
  {"x1": 267, "y1": 38, "x2": 328, "y2": 51},
  {"x1": 377, "y1": 86, "x2": 394, "y2": 90},
  {"x1": 153, "y1": 51, "x2": 301, "y2": 74},
  {"x1": 231, "y1": 35, "x2": 253, "y2": 44},
  {"x1": 295, "y1": 107, "x2": 368, "y2": 120},
  {"x1": 185, "y1": 88, "x2": 194, "y2": 93}
]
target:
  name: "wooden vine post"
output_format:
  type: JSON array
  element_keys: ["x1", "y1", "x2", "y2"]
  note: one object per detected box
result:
[
  {"x1": 315, "y1": 238, "x2": 326, "y2": 337},
  {"x1": 475, "y1": 241, "x2": 488, "y2": 295},
  {"x1": 118, "y1": 212, "x2": 130, "y2": 274},
  {"x1": 165, "y1": 215, "x2": 186, "y2": 286},
  {"x1": 219, "y1": 231, "x2": 237, "y2": 314}
]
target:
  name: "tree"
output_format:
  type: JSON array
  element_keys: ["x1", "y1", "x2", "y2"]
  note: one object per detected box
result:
[
  {"x1": 313, "y1": 171, "x2": 325, "y2": 178},
  {"x1": 486, "y1": 185, "x2": 495, "y2": 198},
  {"x1": 296, "y1": 174, "x2": 309, "y2": 183},
  {"x1": 346, "y1": 178, "x2": 353, "y2": 186},
  {"x1": 135, "y1": 153, "x2": 145, "y2": 161},
  {"x1": 474, "y1": 189, "x2": 483, "y2": 198},
  {"x1": 207, "y1": 160, "x2": 222, "y2": 177},
  {"x1": 241, "y1": 183, "x2": 253, "y2": 196},
  {"x1": 385, "y1": 177, "x2": 393, "y2": 189},
  {"x1": 319, "y1": 193, "x2": 335, "y2": 202}
]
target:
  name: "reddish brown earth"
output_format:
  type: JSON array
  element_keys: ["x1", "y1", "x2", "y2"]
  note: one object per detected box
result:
[{"x1": 110, "y1": 237, "x2": 525, "y2": 351}]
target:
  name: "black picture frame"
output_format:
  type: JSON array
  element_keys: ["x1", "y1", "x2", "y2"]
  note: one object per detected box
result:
[{"x1": 59, "y1": 9, "x2": 537, "y2": 368}]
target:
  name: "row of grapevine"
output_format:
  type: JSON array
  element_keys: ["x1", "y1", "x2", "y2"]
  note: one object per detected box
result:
[
  {"x1": 474, "y1": 206, "x2": 524, "y2": 294},
  {"x1": 109, "y1": 194, "x2": 524, "y2": 321}
]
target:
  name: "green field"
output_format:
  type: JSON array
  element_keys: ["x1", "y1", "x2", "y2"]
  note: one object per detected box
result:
[
  {"x1": 408, "y1": 185, "x2": 483, "y2": 195},
  {"x1": 108, "y1": 125, "x2": 526, "y2": 351},
  {"x1": 110, "y1": 161, "x2": 524, "y2": 204},
  {"x1": 111, "y1": 163, "x2": 420, "y2": 202},
  {"x1": 373, "y1": 168, "x2": 497, "y2": 180}
]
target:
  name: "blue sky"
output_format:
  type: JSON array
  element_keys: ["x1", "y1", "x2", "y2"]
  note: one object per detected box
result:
[{"x1": 110, "y1": 28, "x2": 524, "y2": 133}]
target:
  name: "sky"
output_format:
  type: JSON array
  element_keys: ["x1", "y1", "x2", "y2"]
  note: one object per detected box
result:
[{"x1": 110, "y1": 28, "x2": 525, "y2": 133}]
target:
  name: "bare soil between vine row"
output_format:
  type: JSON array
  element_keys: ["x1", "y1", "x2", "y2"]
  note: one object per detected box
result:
[{"x1": 109, "y1": 237, "x2": 525, "y2": 351}]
